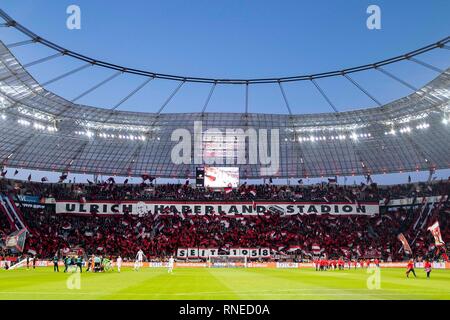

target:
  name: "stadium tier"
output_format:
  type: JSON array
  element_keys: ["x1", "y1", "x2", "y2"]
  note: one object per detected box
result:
[{"x1": 0, "y1": 178, "x2": 449, "y2": 262}]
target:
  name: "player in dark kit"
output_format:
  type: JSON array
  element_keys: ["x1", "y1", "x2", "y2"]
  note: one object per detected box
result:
[
  {"x1": 53, "y1": 255, "x2": 59, "y2": 272},
  {"x1": 406, "y1": 259, "x2": 416, "y2": 278},
  {"x1": 63, "y1": 256, "x2": 70, "y2": 272},
  {"x1": 76, "y1": 256, "x2": 83, "y2": 273}
]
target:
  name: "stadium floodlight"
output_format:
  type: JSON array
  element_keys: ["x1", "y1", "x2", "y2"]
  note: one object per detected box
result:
[
  {"x1": 416, "y1": 123, "x2": 429, "y2": 129},
  {"x1": 443, "y1": 118, "x2": 448, "y2": 125},
  {"x1": 17, "y1": 106, "x2": 54, "y2": 123},
  {"x1": 18, "y1": 119, "x2": 30, "y2": 126},
  {"x1": 33, "y1": 122, "x2": 45, "y2": 130},
  {"x1": 1, "y1": 114, "x2": 5, "y2": 120}
]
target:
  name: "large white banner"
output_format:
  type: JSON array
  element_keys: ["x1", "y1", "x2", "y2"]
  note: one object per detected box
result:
[
  {"x1": 55, "y1": 200, "x2": 379, "y2": 216},
  {"x1": 177, "y1": 248, "x2": 271, "y2": 258},
  {"x1": 381, "y1": 195, "x2": 448, "y2": 207}
]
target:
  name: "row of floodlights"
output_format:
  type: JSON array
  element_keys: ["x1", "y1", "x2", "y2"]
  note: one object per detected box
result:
[
  {"x1": 384, "y1": 123, "x2": 429, "y2": 135},
  {"x1": 5, "y1": 116, "x2": 446, "y2": 141},
  {"x1": 298, "y1": 133, "x2": 371, "y2": 142},
  {"x1": 17, "y1": 118, "x2": 57, "y2": 132},
  {"x1": 74, "y1": 131, "x2": 147, "y2": 141}
]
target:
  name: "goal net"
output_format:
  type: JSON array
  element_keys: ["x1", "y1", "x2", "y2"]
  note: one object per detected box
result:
[{"x1": 208, "y1": 255, "x2": 248, "y2": 268}]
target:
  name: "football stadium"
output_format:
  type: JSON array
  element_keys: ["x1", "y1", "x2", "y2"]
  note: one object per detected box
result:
[{"x1": 0, "y1": 1, "x2": 449, "y2": 304}]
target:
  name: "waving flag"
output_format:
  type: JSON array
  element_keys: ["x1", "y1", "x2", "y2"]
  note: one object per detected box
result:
[
  {"x1": 6, "y1": 229, "x2": 28, "y2": 252},
  {"x1": 106, "y1": 177, "x2": 116, "y2": 184},
  {"x1": 328, "y1": 177, "x2": 337, "y2": 185},
  {"x1": 311, "y1": 244, "x2": 321, "y2": 254},
  {"x1": 59, "y1": 173, "x2": 68, "y2": 183},
  {"x1": 62, "y1": 222, "x2": 72, "y2": 230},
  {"x1": 341, "y1": 247, "x2": 350, "y2": 257},
  {"x1": 397, "y1": 233, "x2": 413, "y2": 255},
  {"x1": 428, "y1": 221, "x2": 445, "y2": 247}
]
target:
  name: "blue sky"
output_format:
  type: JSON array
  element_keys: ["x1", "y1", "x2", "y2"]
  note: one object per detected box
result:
[
  {"x1": 1, "y1": 0, "x2": 449, "y2": 114},
  {"x1": 0, "y1": 0, "x2": 449, "y2": 183}
]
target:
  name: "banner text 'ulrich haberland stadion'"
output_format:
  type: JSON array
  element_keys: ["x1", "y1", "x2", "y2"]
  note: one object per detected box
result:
[{"x1": 54, "y1": 201, "x2": 379, "y2": 216}]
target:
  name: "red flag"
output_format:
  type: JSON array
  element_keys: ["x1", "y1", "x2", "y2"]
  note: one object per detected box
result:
[
  {"x1": 397, "y1": 233, "x2": 413, "y2": 255},
  {"x1": 427, "y1": 221, "x2": 445, "y2": 247}
]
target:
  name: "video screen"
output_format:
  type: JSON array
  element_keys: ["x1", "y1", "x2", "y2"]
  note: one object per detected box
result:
[
  {"x1": 196, "y1": 167, "x2": 205, "y2": 187},
  {"x1": 204, "y1": 167, "x2": 239, "y2": 188}
]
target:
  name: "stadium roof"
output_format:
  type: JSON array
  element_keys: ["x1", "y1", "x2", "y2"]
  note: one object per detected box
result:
[{"x1": 0, "y1": 10, "x2": 449, "y2": 179}]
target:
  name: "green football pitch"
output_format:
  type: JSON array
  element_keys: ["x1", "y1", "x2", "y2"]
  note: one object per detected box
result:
[{"x1": 1, "y1": 267, "x2": 449, "y2": 300}]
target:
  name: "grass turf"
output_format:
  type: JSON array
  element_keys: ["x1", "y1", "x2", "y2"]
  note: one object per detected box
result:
[{"x1": 0, "y1": 267, "x2": 449, "y2": 300}]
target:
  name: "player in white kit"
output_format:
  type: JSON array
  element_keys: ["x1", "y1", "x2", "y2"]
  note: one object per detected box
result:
[
  {"x1": 134, "y1": 249, "x2": 144, "y2": 271},
  {"x1": 168, "y1": 256, "x2": 174, "y2": 274},
  {"x1": 116, "y1": 256, "x2": 122, "y2": 273}
]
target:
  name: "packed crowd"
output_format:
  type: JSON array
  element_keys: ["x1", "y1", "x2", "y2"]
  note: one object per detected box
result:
[
  {"x1": 14, "y1": 200, "x2": 449, "y2": 261},
  {"x1": 1, "y1": 176, "x2": 449, "y2": 203},
  {"x1": 1, "y1": 176, "x2": 449, "y2": 262}
]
